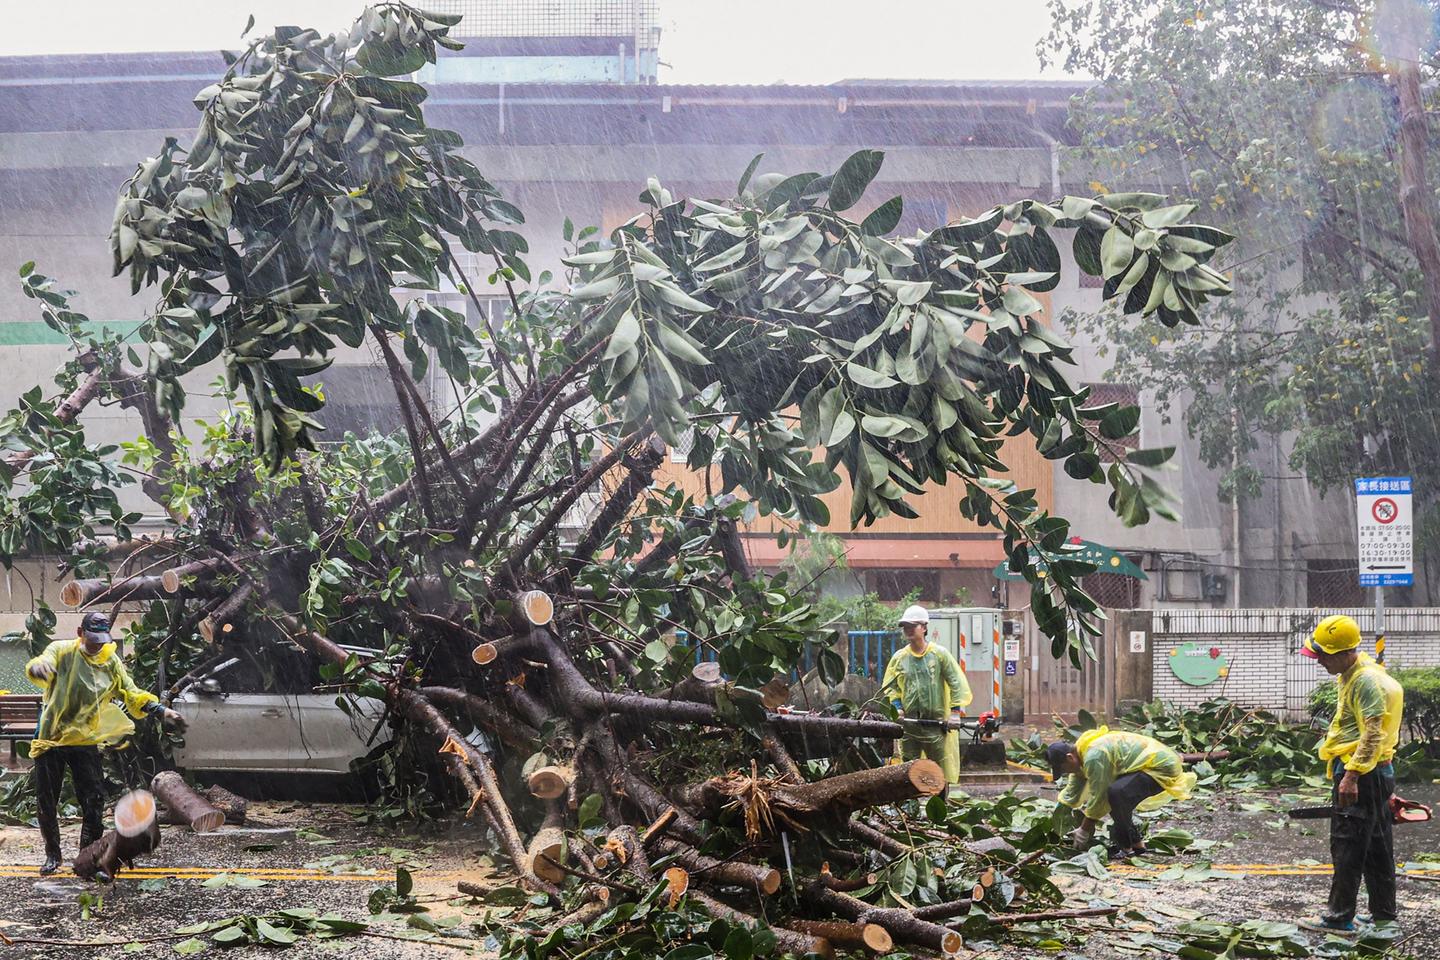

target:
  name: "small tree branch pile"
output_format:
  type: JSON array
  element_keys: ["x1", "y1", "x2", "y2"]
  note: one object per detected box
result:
[{"x1": 0, "y1": 4, "x2": 1236, "y2": 954}]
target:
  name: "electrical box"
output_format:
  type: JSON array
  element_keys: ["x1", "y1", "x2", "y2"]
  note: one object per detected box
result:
[
  {"x1": 926, "y1": 607, "x2": 1003, "y2": 715},
  {"x1": 1201, "y1": 572, "x2": 1229, "y2": 601}
]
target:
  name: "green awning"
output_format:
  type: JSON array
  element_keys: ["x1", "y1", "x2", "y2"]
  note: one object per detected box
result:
[{"x1": 991, "y1": 538, "x2": 1147, "y2": 581}]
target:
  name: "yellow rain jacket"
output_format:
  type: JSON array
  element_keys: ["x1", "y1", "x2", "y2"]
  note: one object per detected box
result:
[
  {"x1": 881, "y1": 642, "x2": 971, "y2": 783},
  {"x1": 1057, "y1": 727, "x2": 1196, "y2": 821},
  {"x1": 1317, "y1": 652, "x2": 1403, "y2": 777},
  {"x1": 26, "y1": 638, "x2": 159, "y2": 758}
]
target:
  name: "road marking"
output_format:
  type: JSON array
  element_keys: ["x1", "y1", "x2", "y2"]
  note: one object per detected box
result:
[{"x1": 1112, "y1": 863, "x2": 1440, "y2": 878}]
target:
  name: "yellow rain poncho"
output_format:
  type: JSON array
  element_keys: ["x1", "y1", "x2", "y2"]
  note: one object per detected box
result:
[
  {"x1": 26, "y1": 638, "x2": 158, "y2": 758},
  {"x1": 881, "y1": 642, "x2": 971, "y2": 783},
  {"x1": 1317, "y1": 652, "x2": 1403, "y2": 777},
  {"x1": 1057, "y1": 727, "x2": 1196, "y2": 821}
]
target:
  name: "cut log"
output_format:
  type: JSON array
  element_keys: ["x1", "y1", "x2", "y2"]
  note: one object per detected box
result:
[
  {"x1": 805, "y1": 884, "x2": 963, "y2": 958},
  {"x1": 199, "y1": 582, "x2": 255, "y2": 643},
  {"x1": 640, "y1": 807, "x2": 678, "y2": 848},
  {"x1": 161, "y1": 558, "x2": 224, "y2": 594},
  {"x1": 517, "y1": 589, "x2": 554, "y2": 626},
  {"x1": 988, "y1": 906, "x2": 1119, "y2": 924},
  {"x1": 201, "y1": 784, "x2": 248, "y2": 825},
  {"x1": 62, "y1": 575, "x2": 169, "y2": 608},
  {"x1": 151, "y1": 771, "x2": 225, "y2": 832},
  {"x1": 528, "y1": 805, "x2": 569, "y2": 886},
  {"x1": 688, "y1": 890, "x2": 833, "y2": 959},
  {"x1": 653, "y1": 839, "x2": 782, "y2": 895},
  {"x1": 913, "y1": 896, "x2": 973, "y2": 922},
  {"x1": 73, "y1": 790, "x2": 160, "y2": 881},
  {"x1": 527, "y1": 764, "x2": 574, "y2": 801},
  {"x1": 786, "y1": 919, "x2": 893, "y2": 955}
]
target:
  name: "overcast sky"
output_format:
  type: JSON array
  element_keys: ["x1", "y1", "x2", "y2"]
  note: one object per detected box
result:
[{"x1": 1, "y1": 0, "x2": 1073, "y2": 82}]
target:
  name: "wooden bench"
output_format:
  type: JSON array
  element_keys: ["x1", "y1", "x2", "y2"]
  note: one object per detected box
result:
[{"x1": 0, "y1": 695, "x2": 41, "y2": 763}]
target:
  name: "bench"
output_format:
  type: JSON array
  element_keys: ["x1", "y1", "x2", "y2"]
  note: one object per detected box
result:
[{"x1": 0, "y1": 695, "x2": 41, "y2": 763}]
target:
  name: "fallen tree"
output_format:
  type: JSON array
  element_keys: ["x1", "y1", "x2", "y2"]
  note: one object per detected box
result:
[{"x1": 0, "y1": 3, "x2": 1238, "y2": 952}]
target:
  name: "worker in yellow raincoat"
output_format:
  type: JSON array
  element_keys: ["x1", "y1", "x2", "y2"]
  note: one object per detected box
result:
[
  {"x1": 881, "y1": 605, "x2": 970, "y2": 783},
  {"x1": 1299, "y1": 614, "x2": 1404, "y2": 934},
  {"x1": 26, "y1": 612, "x2": 184, "y2": 876},
  {"x1": 1047, "y1": 726, "x2": 1195, "y2": 857}
]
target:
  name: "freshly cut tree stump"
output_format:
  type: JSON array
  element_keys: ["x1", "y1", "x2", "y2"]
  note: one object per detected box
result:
[
  {"x1": 527, "y1": 765, "x2": 574, "y2": 801},
  {"x1": 201, "y1": 784, "x2": 248, "y2": 825},
  {"x1": 73, "y1": 790, "x2": 160, "y2": 881},
  {"x1": 151, "y1": 771, "x2": 225, "y2": 832}
]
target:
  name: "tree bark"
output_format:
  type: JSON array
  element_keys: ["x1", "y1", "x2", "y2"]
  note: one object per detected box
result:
[
  {"x1": 150, "y1": 771, "x2": 225, "y2": 832},
  {"x1": 73, "y1": 790, "x2": 160, "y2": 881},
  {"x1": 804, "y1": 884, "x2": 964, "y2": 958},
  {"x1": 652, "y1": 839, "x2": 782, "y2": 895},
  {"x1": 199, "y1": 583, "x2": 255, "y2": 643},
  {"x1": 61, "y1": 575, "x2": 173, "y2": 608},
  {"x1": 785, "y1": 918, "x2": 892, "y2": 954},
  {"x1": 676, "y1": 760, "x2": 944, "y2": 829}
]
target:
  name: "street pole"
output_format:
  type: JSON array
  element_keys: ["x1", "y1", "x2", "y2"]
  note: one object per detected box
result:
[{"x1": 1375, "y1": 585, "x2": 1386, "y2": 665}]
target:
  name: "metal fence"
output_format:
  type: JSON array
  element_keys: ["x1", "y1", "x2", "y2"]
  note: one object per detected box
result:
[
  {"x1": 432, "y1": 0, "x2": 661, "y2": 41},
  {"x1": 689, "y1": 630, "x2": 900, "y2": 682}
]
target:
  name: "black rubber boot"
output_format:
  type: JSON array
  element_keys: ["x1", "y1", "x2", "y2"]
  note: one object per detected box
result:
[{"x1": 39, "y1": 849, "x2": 62, "y2": 877}]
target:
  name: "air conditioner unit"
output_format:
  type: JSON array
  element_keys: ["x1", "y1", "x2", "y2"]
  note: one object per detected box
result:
[{"x1": 1200, "y1": 572, "x2": 1229, "y2": 601}]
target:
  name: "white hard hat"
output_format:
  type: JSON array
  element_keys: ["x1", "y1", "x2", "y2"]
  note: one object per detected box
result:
[{"x1": 899, "y1": 604, "x2": 929, "y2": 625}]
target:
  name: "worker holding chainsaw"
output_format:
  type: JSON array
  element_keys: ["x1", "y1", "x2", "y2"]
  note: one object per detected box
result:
[
  {"x1": 881, "y1": 604, "x2": 970, "y2": 783},
  {"x1": 1300, "y1": 614, "x2": 1404, "y2": 934},
  {"x1": 1046, "y1": 728, "x2": 1196, "y2": 858},
  {"x1": 26, "y1": 612, "x2": 184, "y2": 877}
]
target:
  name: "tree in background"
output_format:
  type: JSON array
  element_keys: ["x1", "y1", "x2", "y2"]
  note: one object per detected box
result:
[{"x1": 1044, "y1": 0, "x2": 1440, "y2": 595}]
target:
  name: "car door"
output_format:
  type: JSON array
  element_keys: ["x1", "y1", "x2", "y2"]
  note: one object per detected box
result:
[{"x1": 174, "y1": 646, "x2": 391, "y2": 774}]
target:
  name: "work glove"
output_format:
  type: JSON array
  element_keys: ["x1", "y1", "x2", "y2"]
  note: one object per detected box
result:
[
  {"x1": 161, "y1": 708, "x2": 188, "y2": 733},
  {"x1": 28, "y1": 662, "x2": 55, "y2": 682},
  {"x1": 1069, "y1": 826, "x2": 1095, "y2": 848}
]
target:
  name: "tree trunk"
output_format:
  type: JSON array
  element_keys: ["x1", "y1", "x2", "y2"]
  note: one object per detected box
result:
[
  {"x1": 199, "y1": 784, "x2": 248, "y2": 825},
  {"x1": 151, "y1": 771, "x2": 225, "y2": 832},
  {"x1": 199, "y1": 583, "x2": 255, "y2": 643},
  {"x1": 73, "y1": 790, "x2": 160, "y2": 881},
  {"x1": 528, "y1": 803, "x2": 569, "y2": 885}
]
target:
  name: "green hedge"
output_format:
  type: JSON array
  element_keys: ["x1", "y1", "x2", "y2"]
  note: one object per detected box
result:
[{"x1": 1309, "y1": 666, "x2": 1440, "y2": 778}]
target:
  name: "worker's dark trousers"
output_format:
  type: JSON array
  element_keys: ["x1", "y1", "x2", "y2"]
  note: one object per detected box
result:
[
  {"x1": 1107, "y1": 771, "x2": 1163, "y2": 849},
  {"x1": 33, "y1": 746, "x2": 106, "y2": 858},
  {"x1": 1325, "y1": 763, "x2": 1397, "y2": 925}
]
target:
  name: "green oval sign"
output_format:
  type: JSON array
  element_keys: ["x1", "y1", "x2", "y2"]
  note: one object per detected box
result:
[{"x1": 1168, "y1": 641, "x2": 1230, "y2": 687}]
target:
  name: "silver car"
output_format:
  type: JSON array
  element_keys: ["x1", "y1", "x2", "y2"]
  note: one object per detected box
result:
[{"x1": 172, "y1": 644, "x2": 392, "y2": 777}]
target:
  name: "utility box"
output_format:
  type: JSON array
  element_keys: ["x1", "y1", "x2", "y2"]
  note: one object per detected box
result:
[{"x1": 926, "y1": 607, "x2": 1003, "y2": 716}]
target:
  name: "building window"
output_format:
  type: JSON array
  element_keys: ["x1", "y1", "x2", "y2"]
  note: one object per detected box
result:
[
  {"x1": 869, "y1": 569, "x2": 941, "y2": 603},
  {"x1": 1306, "y1": 559, "x2": 1365, "y2": 607},
  {"x1": 1082, "y1": 382, "x2": 1140, "y2": 462}
]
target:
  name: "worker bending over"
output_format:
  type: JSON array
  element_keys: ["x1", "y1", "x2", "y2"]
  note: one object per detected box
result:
[
  {"x1": 881, "y1": 605, "x2": 970, "y2": 783},
  {"x1": 1047, "y1": 727, "x2": 1195, "y2": 857},
  {"x1": 1301, "y1": 614, "x2": 1404, "y2": 934},
  {"x1": 26, "y1": 612, "x2": 184, "y2": 876}
]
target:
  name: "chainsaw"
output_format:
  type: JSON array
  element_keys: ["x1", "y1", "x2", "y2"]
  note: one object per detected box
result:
[
  {"x1": 1286, "y1": 795, "x2": 1432, "y2": 824},
  {"x1": 903, "y1": 710, "x2": 1003, "y2": 744}
]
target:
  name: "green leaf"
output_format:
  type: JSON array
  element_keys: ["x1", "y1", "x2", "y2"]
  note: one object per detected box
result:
[
  {"x1": 826, "y1": 410, "x2": 857, "y2": 446},
  {"x1": 1142, "y1": 203, "x2": 1197, "y2": 228},
  {"x1": 604, "y1": 310, "x2": 642, "y2": 362},
  {"x1": 817, "y1": 647, "x2": 845, "y2": 686},
  {"x1": 860, "y1": 415, "x2": 909, "y2": 438},
  {"x1": 828, "y1": 149, "x2": 885, "y2": 211},
  {"x1": 846, "y1": 362, "x2": 899, "y2": 390},
  {"x1": 396, "y1": 865, "x2": 413, "y2": 897},
  {"x1": 736, "y1": 152, "x2": 764, "y2": 195},
  {"x1": 578, "y1": 792, "x2": 603, "y2": 829},
  {"x1": 1100, "y1": 227, "x2": 1135, "y2": 279},
  {"x1": 926, "y1": 794, "x2": 949, "y2": 824},
  {"x1": 344, "y1": 538, "x2": 372, "y2": 563},
  {"x1": 1126, "y1": 446, "x2": 1174, "y2": 467},
  {"x1": 173, "y1": 938, "x2": 208, "y2": 955},
  {"x1": 860, "y1": 196, "x2": 904, "y2": 235}
]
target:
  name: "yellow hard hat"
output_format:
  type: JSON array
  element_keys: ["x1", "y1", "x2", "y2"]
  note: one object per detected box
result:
[{"x1": 1302, "y1": 615, "x2": 1361, "y2": 658}]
